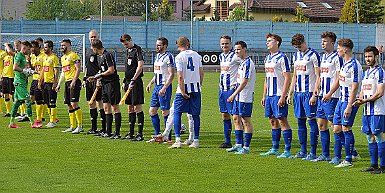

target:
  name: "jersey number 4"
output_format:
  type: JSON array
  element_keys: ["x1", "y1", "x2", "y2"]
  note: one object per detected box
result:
[{"x1": 187, "y1": 57, "x2": 195, "y2": 71}]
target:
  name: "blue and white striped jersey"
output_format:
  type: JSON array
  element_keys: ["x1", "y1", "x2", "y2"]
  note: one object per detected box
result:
[
  {"x1": 175, "y1": 50, "x2": 202, "y2": 93},
  {"x1": 236, "y1": 57, "x2": 256, "y2": 103},
  {"x1": 153, "y1": 51, "x2": 174, "y2": 85},
  {"x1": 338, "y1": 58, "x2": 362, "y2": 102},
  {"x1": 264, "y1": 51, "x2": 290, "y2": 96},
  {"x1": 362, "y1": 65, "x2": 385, "y2": 115},
  {"x1": 293, "y1": 48, "x2": 321, "y2": 93},
  {"x1": 319, "y1": 51, "x2": 343, "y2": 98},
  {"x1": 219, "y1": 51, "x2": 242, "y2": 91}
]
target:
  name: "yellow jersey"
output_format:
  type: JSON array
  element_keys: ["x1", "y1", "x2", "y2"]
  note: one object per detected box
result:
[
  {"x1": 61, "y1": 51, "x2": 80, "y2": 81},
  {"x1": 0, "y1": 50, "x2": 6, "y2": 75},
  {"x1": 43, "y1": 53, "x2": 60, "y2": 83},
  {"x1": 31, "y1": 51, "x2": 45, "y2": 80},
  {"x1": 2, "y1": 54, "x2": 14, "y2": 78}
]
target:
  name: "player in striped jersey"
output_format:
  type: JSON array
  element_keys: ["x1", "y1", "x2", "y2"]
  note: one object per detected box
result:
[
  {"x1": 312, "y1": 32, "x2": 343, "y2": 162},
  {"x1": 333, "y1": 39, "x2": 363, "y2": 168},
  {"x1": 353, "y1": 46, "x2": 385, "y2": 173},
  {"x1": 218, "y1": 35, "x2": 242, "y2": 148},
  {"x1": 169, "y1": 36, "x2": 203, "y2": 149},
  {"x1": 287, "y1": 34, "x2": 321, "y2": 160},
  {"x1": 260, "y1": 33, "x2": 292, "y2": 158},
  {"x1": 226, "y1": 41, "x2": 256, "y2": 154},
  {"x1": 146, "y1": 37, "x2": 175, "y2": 141}
]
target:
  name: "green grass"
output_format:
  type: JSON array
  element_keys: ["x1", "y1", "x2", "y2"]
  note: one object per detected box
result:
[{"x1": 1, "y1": 72, "x2": 385, "y2": 192}]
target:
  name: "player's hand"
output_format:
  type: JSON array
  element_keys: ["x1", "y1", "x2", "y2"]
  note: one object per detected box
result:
[
  {"x1": 53, "y1": 82, "x2": 58, "y2": 91},
  {"x1": 145, "y1": 83, "x2": 152, "y2": 93},
  {"x1": 227, "y1": 94, "x2": 235, "y2": 103},
  {"x1": 82, "y1": 81, "x2": 86, "y2": 88},
  {"x1": 70, "y1": 80, "x2": 76, "y2": 90},
  {"x1": 87, "y1": 77, "x2": 95, "y2": 82},
  {"x1": 96, "y1": 79, "x2": 101, "y2": 88},
  {"x1": 322, "y1": 93, "x2": 331, "y2": 102},
  {"x1": 158, "y1": 87, "x2": 166, "y2": 97},
  {"x1": 278, "y1": 96, "x2": 286, "y2": 107},
  {"x1": 309, "y1": 95, "x2": 317, "y2": 106},
  {"x1": 55, "y1": 85, "x2": 60, "y2": 92},
  {"x1": 353, "y1": 98, "x2": 365, "y2": 107},
  {"x1": 286, "y1": 95, "x2": 292, "y2": 105},
  {"x1": 129, "y1": 79, "x2": 135, "y2": 89},
  {"x1": 182, "y1": 92, "x2": 190, "y2": 99},
  {"x1": 343, "y1": 106, "x2": 352, "y2": 118},
  {"x1": 313, "y1": 89, "x2": 319, "y2": 97},
  {"x1": 121, "y1": 83, "x2": 125, "y2": 91},
  {"x1": 38, "y1": 81, "x2": 42, "y2": 90},
  {"x1": 261, "y1": 97, "x2": 266, "y2": 107}
]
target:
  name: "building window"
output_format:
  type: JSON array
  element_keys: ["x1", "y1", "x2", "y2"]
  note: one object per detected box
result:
[
  {"x1": 296, "y1": 2, "x2": 308, "y2": 8},
  {"x1": 216, "y1": 0, "x2": 229, "y2": 19},
  {"x1": 321, "y1": 2, "x2": 333, "y2": 9}
]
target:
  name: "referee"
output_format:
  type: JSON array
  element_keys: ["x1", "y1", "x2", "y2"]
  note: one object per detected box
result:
[{"x1": 83, "y1": 30, "x2": 106, "y2": 135}]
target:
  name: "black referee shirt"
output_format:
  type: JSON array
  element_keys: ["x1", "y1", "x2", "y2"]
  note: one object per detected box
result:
[
  {"x1": 98, "y1": 50, "x2": 119, "y2": 83},
  {"x1": 85, "y1": 48, "x2": 100, "y2": 77},
  {"x1": 124, "y1": 44, "x2": 144, "y2": 81}
]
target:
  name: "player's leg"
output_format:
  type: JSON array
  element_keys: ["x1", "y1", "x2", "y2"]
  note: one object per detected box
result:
[
  {"x1": 169, "y1": 93, "x2": 187, "y2": 148},
  {"x1": 261, "y1": 96, "x2": 280, "y2": 156},
  {"x1": 132, "y1": 79, "x2": 145, "y2": 141},
  {"x1": 108, "y1": 81, "x2": 122, "y2": 139},
  {"x1": 360, "y1": 116, "x2": 378, "y2": 172},
  {"x1": 3, "y1": 78, "x2": 12, "y2": 116},
  {"x1": 226, "y1": 100, "x2": 243, "y2": 152},
  {"x1": 97, "y1": 100, "x2": 106, "y2": 134},
  {"x1": 304, "y1": 93, "x2": 318, "y2": 160},
  {"x1": 294, "y1": 92, "x2": 307, "y2": 158},
  {"x1": 71, "y1": 80, "x2": 83, "y2": 134},
  {"x1": 187, "y1": 92, "x2": 201, "y2": 148},
  {"x1": 8, "y1": 83, "x2": 22, "y2": 128},
  {"x1": 63, "y1": 81, "x2": 76, "y2": 133},
  {"x1": 373, "y1": 130, "x2": 385, "y2": 174},
  {"x1": 45, "y1": 83, "x2": 58, "y2": 128},
  {"x1": 234, "y1": 102, "x2": 253, "y2": 154},
  {"x1": 103, "y1": 102, "x2": 113, "y2": 137},
  {"x1": 219, "y1": 89, "x2": 234, "y2": 148},
  {"x1": 149, "y1": 85, "x2": 161, "y2": 136},
  {"x1": 85, "y1": 80, "x2": 98, "y2": 134}
]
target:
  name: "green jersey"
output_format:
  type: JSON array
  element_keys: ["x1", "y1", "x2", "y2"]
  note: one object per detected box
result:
[{"x1": 14, "y1": 52, "x2": 28, "y2": 84}]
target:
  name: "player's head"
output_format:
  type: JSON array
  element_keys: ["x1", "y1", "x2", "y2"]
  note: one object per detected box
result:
[
  {"x1": 364, "y1": 46, "x2": 379, "y2": 67},
  {"x1": 91, "y1": 39, "x2": 104, "y2": 55},
  {"x1": 156, "y1": 37, "x2": 168, "y2": 53},
  {"x1": 13, "y1": 40, "x2": 21, "y2": 52},
  {"x1": 36, "y1": 37, "x2": 44, "y2": 48},
  {"x1": 44, "y1": 40, "x2": 54, "y2": 55},
  {"x1": 4, "y1": 43, "x2": 14, "y2": 54},
  {"x1": 234, "y1": 41, "x2": 247, "y2": 59},
  {"x1": 321, "y1": 31, "x2": 336, "y2": 52},
  {"x1": 337, "y1": 38, "x2": 353, "y2": 57},
  {"x1": 60, "y1": 39, "x2": 72, "y2": 54},
  {"x1": 291, "y1": 33, "x2": 307, "y2": 52},
  {"x1": 176, "y1": 36, "x2": 190, "y2": 51},
  {"x1": 20, "y1": 41, "x2": 31, "y2": 55},
  {"x1": 30, "y1": 40, "x2": 40, "y2": 55},
  {"x1": 266, "y1": 33, "x2": 282, "y2": 51},
  {"x1": 220, "y1": 35, "x2": 232, "y2": 53},
  {"x1": 89, "y1": 30, "x2": 99, "y2": 42},
  {"x1": 120, "y1": 34, "x2": 133, "y2": 48}
]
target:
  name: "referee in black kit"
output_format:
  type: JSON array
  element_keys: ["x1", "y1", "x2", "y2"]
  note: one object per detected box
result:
[
  {"x1": 89, "y1": 39, "x2": 122, "y2": 139},
  {"x1": 120, "y1": 34, "x2": 145, "y2": 141},
  {"x1": 83, "y1": 30, "x2": 106, "y2": 135}
]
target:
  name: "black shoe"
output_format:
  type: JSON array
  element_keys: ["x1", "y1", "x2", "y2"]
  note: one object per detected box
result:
[
  {"x1": 42, "y1": 118, "x2": 46, "y2": 122},
  {"x1": 371, "y1": 168, "x2": 385, "y2": 174},
  {"x1": 219, "y1": 142, "x2": 232, "y2": 148},
  {"x1": 18, "y1": 116, "x2": 30, "y2": 122},
  {"x1": 361, "y1": 166, "x2": 378, "y2": 172},
  {"x1": 84, "y1": 129, "x2": 98, "y2": 135},
  {"x1": 131, "y1": 134, "x2": 144, "y2": 141},
  {"x1": 16, "y1": 113, "x2": 21, "y2": 117},
  {"x1": 122, "y1": 133, "x2": 135, "y2": 140},
  {"x1": 109, "y1": 134, "x2": 121, "y2": 140},
  {"x1": 101, "y1": 133, "x2": 113, "y2": 138},
  {"x1": 4, "y1": 113, "x2": 10, "y2": 117},
  {"x1": 94, "y1": 131, "x2": 104, "y2": 136}
]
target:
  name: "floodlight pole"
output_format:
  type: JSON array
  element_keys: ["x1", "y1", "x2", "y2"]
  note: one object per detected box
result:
[
  {"x1": 145, "y1": 0, "x2": 148, "y2": 49},
  {"x1": 190, "y1": 0, "x2": 193, "y2": 49},
  {"x1": 100, "y1": 0, "x2": 103, "y2": 40}
]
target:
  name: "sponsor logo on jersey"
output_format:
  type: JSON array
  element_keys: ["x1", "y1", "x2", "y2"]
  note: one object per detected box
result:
[
  {"x1": 295, "y1": 65, "x2": 306, "y2": 71},
  {"x1": 321, "y1": 67, "x2": 329, "y2": 73},
  {"x1": 265, "y1": 67, "x2": 274, "y2": 73},
  {"x1": 362, "y1": 84, "x2": 372, "y2": 90}
]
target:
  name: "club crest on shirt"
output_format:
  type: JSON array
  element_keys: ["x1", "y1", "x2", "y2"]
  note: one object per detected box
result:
[
  {"x1": 68, "y1": 58, "x2": 71, "y2": 62},
  {"x1": 90, "y1": 56, "x2": 94, "y2": 63}
]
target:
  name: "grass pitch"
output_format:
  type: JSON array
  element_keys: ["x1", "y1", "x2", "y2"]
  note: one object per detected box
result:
[{"x1": 1, "y1": 72, "x2": 385, "y2": 192}]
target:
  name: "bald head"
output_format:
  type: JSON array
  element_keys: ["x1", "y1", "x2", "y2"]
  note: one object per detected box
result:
[{"x1": 89, "y1": 30, "x2": 99, "y2": 42}]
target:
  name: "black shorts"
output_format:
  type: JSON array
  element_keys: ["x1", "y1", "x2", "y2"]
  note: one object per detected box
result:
[
  {"x1": 102, "y1": 80, "x2": 121, "y2": 106},
  {"x1": 64, "y1": 79, "x2": 81, "y2": 104},
  {"x1": 30, "y1": 80, "x2": 44, "y2": 101},
  {"x1": 124, "y1": 78, "x2": 144, "y2": 105},
  {"x1": 86, "y1": 80, "x2": 102, "y2": 101},
  {"x1": 2, "y1": 77, "x2": 14, "y2": 94},
  {"x1": 43, "y1": 83, "x2": 57, "y2": 105}
]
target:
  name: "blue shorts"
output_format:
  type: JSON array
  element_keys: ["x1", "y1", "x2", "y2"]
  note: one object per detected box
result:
[
  {"x1": 293, "y1": 92, "x2": 317, "y2": 118},
  {"x1": 219, "y1": 89, "x2": 235, "y2": 114},
  {"x1": 150, "y1": 85, "x2": 172, "y2": 110},
  {"x1": 265, "y1": 95, "x2": 288, "y2": 118},
  {"x1": 233, "y1": 101, "x2": 253, "y2": 117},
  {"x1": 174, "y1": 92, "x2": 201, "y2": 115},
  {"x1": 316, "y1": 97, "x2": 339, "y2": 121},
  {"x1": 361, "y1": 115, "x2": 385, "y2": 135},
  {"x1": 332, "y1": 100, "x2": 359, "y2": 127}
]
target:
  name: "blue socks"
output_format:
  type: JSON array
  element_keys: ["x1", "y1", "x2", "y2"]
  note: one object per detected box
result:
[
  {"x1": 344, "y1": 130, "x2": 355, "y2": 162},
  {"x1": 369, "y1": 141, "x2": 378, "y2": 166},
  {"x1": 297, "y1": 118, "x2": 307, "y2": 154},
  {"x1": 151, "y1": 114, "x2": 161, "y2": 135},
  {"x1": 224, "y1": 119, "x2": 232, "y2": 144},
  {"x1": 244, "y1": 133, "x2": 252, "y2": 147},
  {"x1": 174, "y1": 112, "x2": 182, "y2": 138},
  {"x1": 334, "y1": 132, "x2": 344, "y2": 159},
  {"x1": 378, "y1": 142, "x2": 385, "y2": 167},
  {"x1": 283, "y1": 129, "x2": 292, "y2": 152},
  {"x1": 272, "y1": 128, "x2": 281, "y2": 150},
  {"x1": 308, "y1": 119, "x2": 319, "y2": 155},
  {"x1": 320, "y1": 130, "x2": 330, "y2": 157},
  {"x1": 235, "y1": 130, "x2": 244, "y2": 145},
  {"x1": 193, "y1": 115, "x2": 200, "y2": 140}
]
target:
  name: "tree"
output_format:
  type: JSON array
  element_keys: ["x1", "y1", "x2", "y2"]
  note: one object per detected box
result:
[
  {"x1": 148, "y1": 0, "x2": 174, "y2": 21},
  {"x1": 361, "y1": 0, "x2": 384, "y2": 23},
  {"x1": 103, "y1": 0, "x2": 161, "y2": 16},
  {"x1": 228, "y1": 6, "x2": 253, "y2": 21},
  {"x1": 339, "y1": 0, "x2": 363, "y2": 23},
  {"x1": 292, "y1": 6, "x2": 309, "y2": 22},
  {"x1": 210, "y1": 9, "x2": 221, "y2": 21}
]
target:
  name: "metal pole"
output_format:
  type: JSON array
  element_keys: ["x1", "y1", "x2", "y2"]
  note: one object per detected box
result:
[
  {"x1": 190, "y1": 0, "x2": 193, "y2": 49},
  {"x1": 146, "y1": 0, "x2": 148, "y2": 49},
  {"x1": 245, "y1": 0, "x2": 248, "y2": 20},
  {"x1": 100, "y1": 0, "x2": 103, "y2": 40},
  {"x1": 356, "y1": 0, "x2": 359, "y2": 24}
]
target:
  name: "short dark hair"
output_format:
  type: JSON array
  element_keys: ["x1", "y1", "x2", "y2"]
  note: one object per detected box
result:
[
  {"x1": 364, "y1": 46, "x2": 379, "y2": 56},
  {"x1": 44, "y1": 40, "x2": 54, "y2": 50},
  {"x1": 5, "y1": 43, "x2": 14, "y2": 52},
  {"x1": 321, "y1": 31, "x2": 337, "y2": 43},
  {"x1": 291, "y1": 33, "x2": 305, "y2": 46},
  {"x1": 30, "y1": 40, "x2": 39, "y2": 48},
  {"x1": 21, "y1": 41, "x2": 31, "y2": 47},
  {"x1": 220, "y1": 35, "x2": 231, "y2": 41},
  {"x1": 120, "y1": 34, "x2": 132, "y2": 42},
  {"x1": 234, "y1": 41, "x2": 247, "y2": 48},
  {"x1": 61, "y1": 39, "x2": 72, "y2": 45},
  {"x1": 36, "y1": 37, "x2": 43, "y2": 43},
  {"x1": 266, "y1": 33, "x2": 282, "y2": 47},
  {"x1": 157, "y1": 37, "x2": 168, "y2": 46},
  {"x1": 91, "y1": 39, "x2": 103, "y2": 49},
  {"x1": 337, "y1": 38, "x2": 354, "y2": 50}
]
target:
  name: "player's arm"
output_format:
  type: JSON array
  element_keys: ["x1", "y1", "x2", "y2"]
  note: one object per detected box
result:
[
  {"x1": 199, "y1": 66, "x2": 204, "y2": 85},
  {"x1": 146, "y1": 75, "x2": 155, "y2": 93},
  {"x1": 132, "y1": 59, "x2": 144, "y2": 81},
  {"x1": 56, "y1": 70, "x2": 64, "y2": 92},
  {"x1": 261, "y1": 77, "x2": 267, "y2": 106},
  {"x1": 13, "y1": 54, "x2": 23, "y2": 72},
  {"x1": 309, "y1": 66, "x2": 320, "y2": 106},
  {"x1": 159, "y1": 66, "x2": 174, "y2": 96},
  {"x1": 287, "y1": 68, "x2": 296, "y2": 104},
  {"x1": 228, "y1": 77, "x2": 248, "y2": 103},
  {"x1": 38, "y1": 67, "x2": 44, "y2": 89},
  {"x1": 70, "y1": 60, "x2": 81, "y2": 89},
  {"x1": 177, "y1": 71, "x2": 189, "y2": 99},
  {"x1": 53, "y1": 67, "x2": 59, "y2": 89},
  {"x1": 344, "y1": 67, "x2": 360, "y2": 118}
]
